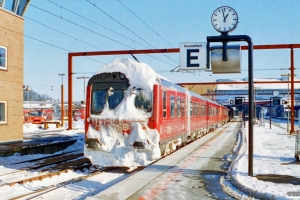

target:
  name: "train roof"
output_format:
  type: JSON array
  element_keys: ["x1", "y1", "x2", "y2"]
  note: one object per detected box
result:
[
  {"x1": 95, "y1": 58, "x2": 158, "y2": 93},
  {"x1": 161, "y1": 79, "x2": 221, "y2": 106}
]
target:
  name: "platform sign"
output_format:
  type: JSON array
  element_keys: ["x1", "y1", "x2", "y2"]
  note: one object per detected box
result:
[
  {"x1": 180, "y1": 42, "x2": 207, "y2": 70},
  {"x1": 211, "y1": 45, "x2": 241, "y2": 74}
]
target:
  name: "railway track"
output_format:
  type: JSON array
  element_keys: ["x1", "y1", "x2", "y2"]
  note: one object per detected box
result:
[
  {"x1": 2, "y1": 147, "x2": 147, "y2": 199},
  {"x1": 9, "y1": 167, "x2": 115, "y2": 200},
  {"x1": 0, "y1": 150, "x2": 89, "y2": 187},
  {"x1": 9, "y1": 166, "x2": 146, "y2": 200}
]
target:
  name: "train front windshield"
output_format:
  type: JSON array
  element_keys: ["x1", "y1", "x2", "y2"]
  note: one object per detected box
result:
[
  {"x1": 30, "y1": 111, "x2": 42, "y2": 116},
  {"x1": 91, "y1": 82, "x2": 153, "y2": 115},
  {"x1": 91, "y1": 82, "x2": 128, "y2": 114}
]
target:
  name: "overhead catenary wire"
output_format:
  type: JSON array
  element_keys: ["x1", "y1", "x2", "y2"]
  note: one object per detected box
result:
[
  {"x1": 85, "y1": 0, "x2": 178, "y2": 65},
  {"x1": 28, "y1": 3, "x2": 177, "y2": 68},
  {"x1": 25, "y1": 16, "x2": 105, "y2": 52},
  {"x1": 0, "y1": 25, "x2": 106, "y2": 65},
  {"x1": 117, "y1": 0, "x2": 175, "y2": 48},
  {"x1": 46, "y1": 0, "x2": 151, "y2": 50}
]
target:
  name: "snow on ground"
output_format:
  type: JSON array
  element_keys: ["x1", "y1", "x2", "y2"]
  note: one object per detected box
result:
[
  {"x1": 21, "y1": 119, "x2": 84, "y2": 139},
  {"x1": 226, "y1": 121, "x2": 300, "y2": 200},
  {"x1": 0, "y1": 120, "x2": 300, "y2": 199}
]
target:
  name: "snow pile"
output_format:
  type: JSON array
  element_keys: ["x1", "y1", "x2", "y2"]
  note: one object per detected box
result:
[
  {"x1": 85, "y1": 58, "x2": 162, "y2": 167},
  {"x1": 23, "y1": 120, "x2": 84, "y2": 134},
  {"x1": 73, "y1": 119, "x2": 84, "y2": 129},
  {"x1": 229, "y1": 124, "x2": 299, "y2": 199},
  {"x1": 97, "y1": 58, "x2": 159, "y2": 93}
]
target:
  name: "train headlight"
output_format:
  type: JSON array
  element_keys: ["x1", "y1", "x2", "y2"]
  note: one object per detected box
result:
[{"x1": 119, "y1": 73, "x2": 126, "y2": 80}]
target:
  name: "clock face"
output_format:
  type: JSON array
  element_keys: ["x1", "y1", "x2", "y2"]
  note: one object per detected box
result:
[
  {"x1": 273, "y1": 91, "x2": 279, "y2": 96},
  {"x1": 211, "y1": 6, "x2": 238, "y2": 33}
]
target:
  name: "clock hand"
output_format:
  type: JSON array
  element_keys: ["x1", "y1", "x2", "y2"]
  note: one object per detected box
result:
[{"x1": 224, "y1": 13, "x2": 229, "y2": 22}]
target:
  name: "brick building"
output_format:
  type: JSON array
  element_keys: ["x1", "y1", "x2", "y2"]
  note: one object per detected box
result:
[{"x1": 0, "y1": 0, "x2": 30, "y2": 144}]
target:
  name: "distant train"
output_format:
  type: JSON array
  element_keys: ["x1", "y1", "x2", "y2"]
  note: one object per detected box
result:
[
  {"x1": 23, "y1": 109, "x2": 53, "y2": 124},
  {"x1": 84, "y1": 58, "x2": 230, "y2": 167}
]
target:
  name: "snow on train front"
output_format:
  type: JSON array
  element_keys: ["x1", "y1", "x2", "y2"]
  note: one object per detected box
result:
[{"x1": 84, "y1": 58, "x2": 161, "y2": 167}]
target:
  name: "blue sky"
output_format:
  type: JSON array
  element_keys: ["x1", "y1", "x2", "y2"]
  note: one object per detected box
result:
[{"x1": 23, "y1": 0, "x2": 300, "y2": 101}]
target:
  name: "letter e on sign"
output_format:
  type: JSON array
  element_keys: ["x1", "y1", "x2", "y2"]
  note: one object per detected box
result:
[{"x1": 180, "y1": 42, "x2": 207, "y2": 70}]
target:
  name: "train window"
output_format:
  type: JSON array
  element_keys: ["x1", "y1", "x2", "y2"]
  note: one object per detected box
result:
[
  {"x1": 0, "y1": 46, "x2": 7, "y2": 71},
  {"x1": 0, "y1": 101, "x2": 7, "y2": 124},
  {"x1": 190, "y1": 101, "x2": 193, "y2": 117},
  {"x1": 177, "y1": 97, "x2": 180, "y2": 117},
  {"x1": 181, "y1": 98, "x2": 185, "y2": 117},
  {"x1": 194, "y1": 102, "x2": 197, "y2": 117},
  {"x1": 199, "y1": 105, "x2": 202, "y2": 116},
  {"x1": 108, "y1": 90, "x2": 124, "y2": 110},
  {"x1": 199, "y1": 104, "x2": 202, "y2": 116},
  {"x1": 170, "y1": 96, "x2": 175, "y2": 117},
  {"x1": 134, "y1": 90, "x2": 152, "y2": 112},
  {"x1": 163, "y1": 91, "x2": 166, "y2": 117},
  {"x1": 91, "y1": 83, "x2": 128, "y2": 114}
]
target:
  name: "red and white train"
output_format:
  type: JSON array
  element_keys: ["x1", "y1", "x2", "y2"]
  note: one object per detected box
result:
[
  {"x1": 84, "y1": 58, "x2": 230, "y2": 167},
  {"x1": 23, "y1": 109, "x2": 53, "y2": 124}
]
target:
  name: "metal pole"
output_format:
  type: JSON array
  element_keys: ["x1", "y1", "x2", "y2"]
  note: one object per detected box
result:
[
  {"x1": 288, "y1": 75, "x2": 290, "y2": 133},
  {"x1": 58, "y1": 74, "x2": 65, "y2": 127},
  {"x1": 77, "y1": 76, "x2": 90, "y2": 102},
  {"x1": 243, "y1": 97, "x2": 245, "y2": 128},
  {"x1": 291, "y1": 47, "x2": 295, "y2": 134},
  {"x1": 270, "y1": 97, "x2": 272, "y2": 129},
  {"x1": 248, "y1": 38, "x2": 254, "y2": 177},
  {"x1": 29, "y1": 90, "x2": 31, "y2": 123},
  {"x1": 207, "y1": 35, "x2": 253, "y2": 176},
  {"x1": 254, "y1": 86, "x2": 256, "y2": 119},
  {"x1": 61, "y1": 84, "x2": 64, "y2": 127},
  {"x1": 68, "y1": 54, "x2": 73, "y2": 130}
]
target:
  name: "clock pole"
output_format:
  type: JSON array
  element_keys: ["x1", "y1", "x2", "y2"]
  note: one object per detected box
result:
[
  {"x1": 222, "y1": 33, "x2": 228, "y2": 61},
  {"x1": 209, "y1": 6, "x2": 254, "y2": 177}
]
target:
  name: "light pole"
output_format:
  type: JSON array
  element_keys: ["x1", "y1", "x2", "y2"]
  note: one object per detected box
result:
[
  {"x1": 24, "y1": 85, "x2": 31, "y2": 123},
  {"x1": 58, "y1": 74, "x2": 65, "y2": 127},
  {"x1": 281, "y1": 74, "x2": 296, "y2": 133},
  {"x1": 77, "y1": 76, "x2": 89, "y2": 102}
]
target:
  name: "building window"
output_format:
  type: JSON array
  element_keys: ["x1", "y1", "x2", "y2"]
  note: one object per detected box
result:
[
  {"x1": 0, "y1": 101, "x2": 7, "y2": 124},
  {"x1": 2, "y1": 0, "x2": 30, "y2": 16},
  {"x1": 0, "y1": 46, "x2": 7, "y2": 71}
]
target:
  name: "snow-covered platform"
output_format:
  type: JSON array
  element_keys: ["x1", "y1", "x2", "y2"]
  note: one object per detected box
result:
[
  {"x1": 0, "y1": 121, "x2": 85, "y2": 157},
  {"x1": 0, "y1": 134, "x2": 81, "y2": 157},
  {"x1": 227, "y1": 121, "x2": 300, "y2": 199}
]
